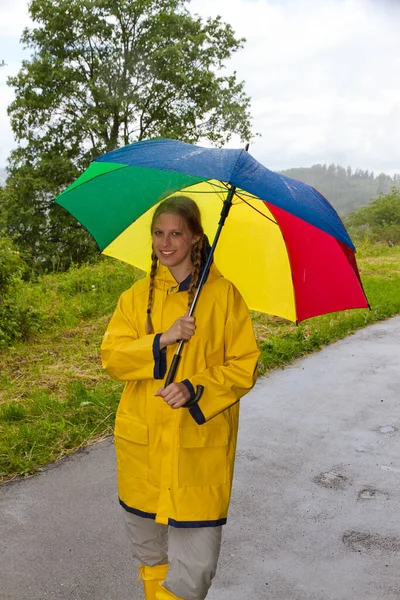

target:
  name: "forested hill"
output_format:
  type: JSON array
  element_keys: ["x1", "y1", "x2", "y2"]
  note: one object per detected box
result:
[{"x1": 279, "y1": 164, "x2": 400, "y2": 215}]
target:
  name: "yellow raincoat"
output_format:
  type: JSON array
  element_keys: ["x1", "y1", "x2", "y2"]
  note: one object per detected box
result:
[{"x1": 101, "y1": 263, "x2": 260, "y2": 527}]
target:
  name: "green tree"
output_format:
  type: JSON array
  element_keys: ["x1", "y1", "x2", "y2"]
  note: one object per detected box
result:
[
  {"x1": 6, "y1": 0, "x2": 253, "y2": 273},
  {"x1": 0, "y1": 237, "x2": 25, "y2": 293},
  {"x1": 345, "y1": 188, "x2": 400, "y2": 245}
]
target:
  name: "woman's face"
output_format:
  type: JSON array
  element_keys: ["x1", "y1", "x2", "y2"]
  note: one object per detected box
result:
[{"x1": 152, "y1": 213, "x2": 200, "y2": 273}]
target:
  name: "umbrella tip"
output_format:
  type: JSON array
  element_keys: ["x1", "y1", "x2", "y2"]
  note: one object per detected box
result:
[{"x1": 244, "y1": 142, "x2": 250, "y2": 152}]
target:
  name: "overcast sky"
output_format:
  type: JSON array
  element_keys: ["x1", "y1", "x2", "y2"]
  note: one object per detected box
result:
[{"x1": 1, "y1": 0, "x2": 399, "y2": 175}]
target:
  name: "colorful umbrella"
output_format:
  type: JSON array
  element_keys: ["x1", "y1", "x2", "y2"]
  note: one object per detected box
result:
[{"x1": 55, "y1": 138, "x2": 369, "y2": 324}]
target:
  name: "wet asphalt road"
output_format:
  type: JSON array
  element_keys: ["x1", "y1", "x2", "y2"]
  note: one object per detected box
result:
[{"x1": 1, "y1": 317, "x2": 400, "y2": 600}]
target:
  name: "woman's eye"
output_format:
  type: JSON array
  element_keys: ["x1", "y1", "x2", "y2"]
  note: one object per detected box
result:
[
  {"x1": 153, "y1": 231, "x2": 162, "y2": 236},
  {"x1": 172, "y1": 231, "x2": 181, "y2": 236}
]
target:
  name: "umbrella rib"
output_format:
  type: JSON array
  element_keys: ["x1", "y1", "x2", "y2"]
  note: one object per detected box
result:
[
  {"x1": 234, "y1": 192, "x2": 279, "y2": 225},
  {"x1": 218, "y1": 181, "x2": 278, "y2": 224},
  {"x1": 219, "y1": 181, "x2": 259, "y2": 201},
  {"x1": 219, "y1": 181, "x2": 249, "y2": 205},
  {"x1": 178, "y1": 180, "x2": 229, "y2": 197}
]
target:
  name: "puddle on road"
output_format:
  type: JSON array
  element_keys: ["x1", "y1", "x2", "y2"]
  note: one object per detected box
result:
[
  {"x1": 357, "y1": 487, "x2": 389, "y2": 501},
  {"x1": 343, "y1": 530, "x2": 400, "y2": 554},
  {"x1": 379, "y1": 425, "x2": 398, "y2": 434},
  {"x1": 314, "y1": 470, "x2": 349, "y2": 490},
  {"x1": 236, "y1": 449, "x2": 260, "y2": 462}
]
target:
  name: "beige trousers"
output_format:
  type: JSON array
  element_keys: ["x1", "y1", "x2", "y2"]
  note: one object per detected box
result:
[{"x1": 122, "y1": 509, "x2": 222, "y2": 600}]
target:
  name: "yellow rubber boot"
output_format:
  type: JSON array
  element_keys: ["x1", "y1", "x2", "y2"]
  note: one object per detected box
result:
[
  {"x1": 138, "y1": 564, "x2": 169, "y2": 600},
  {"x1": 155, "y1": 584, "x2": 184, "y2": 599}
]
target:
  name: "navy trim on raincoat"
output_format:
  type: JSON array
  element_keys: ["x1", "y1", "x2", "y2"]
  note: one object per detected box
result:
[
  {"x1": 153, "y1": 334, "x2": 167, "y2": 379},
  {"x1": 188, "y1": 403, "x2": 206, "y2": 425},
  {"x1": 168, "y1": 517, "x2": 227, "y2": 528},
  {"x1": 119, "y1": 499, "x2": 157, "y2": 520},
  {"x1": 120, "y1": 498, "x2": 226, "y2": 528},
  {"x1": 182, "y1": 378, "x2": 195, "y2": 399}
]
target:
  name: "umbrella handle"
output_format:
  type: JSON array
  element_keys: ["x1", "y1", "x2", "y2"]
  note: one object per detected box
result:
[{"x1": 185, "y1": 385, "x2": 204, "y2": 407}]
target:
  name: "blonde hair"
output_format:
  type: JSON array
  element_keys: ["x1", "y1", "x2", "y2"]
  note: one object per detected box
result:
[{"x1": 145, "y1": 196, "x2": 205, "y2": 334}]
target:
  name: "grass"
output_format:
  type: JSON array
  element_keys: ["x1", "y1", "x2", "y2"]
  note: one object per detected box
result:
[
  {"x1": 0, "y1": 258, "x2": 137, "y2": 481},
  {"x1": 1, "y1": 245, "x2": 400, "y2": 482},
  {"x1": 0, "y1": 317, "x2": 123, "y2": 479},
  {"x1": 0, "y1": 379, "x2": 121, "y2": 477}
]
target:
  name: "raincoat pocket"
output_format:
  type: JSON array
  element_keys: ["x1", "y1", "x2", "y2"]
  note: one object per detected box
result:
[
  {"x1": 178, "y1": 425, "x2": 228, "y2": 487},
  {"x1": 114, "y1": 416, "x2": 149, "y2": 481}
]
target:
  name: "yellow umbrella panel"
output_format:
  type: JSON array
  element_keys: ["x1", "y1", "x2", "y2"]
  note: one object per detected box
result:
[{"x1": 102, "y1": 181, "x2": 296, "y2": 322}]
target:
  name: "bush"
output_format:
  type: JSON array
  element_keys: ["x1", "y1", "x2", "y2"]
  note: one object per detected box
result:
[
  {"x1": 13, "y1": 258, "x2": 140, "y2": 331},
  {"x1": 0, "y1": 236, "x2": 43, "y2": 347},
  {"x1": 0, "y1": 236, "x2": 25, "y2": 292}
]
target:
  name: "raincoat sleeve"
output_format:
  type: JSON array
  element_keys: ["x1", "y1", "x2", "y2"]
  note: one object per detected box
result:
[
  {"x1": 101, "y1": 288, "x2": 163, "y2": 381},
  {"x1": 185, "y1": 285, "x2": 260, "y2": 424}
]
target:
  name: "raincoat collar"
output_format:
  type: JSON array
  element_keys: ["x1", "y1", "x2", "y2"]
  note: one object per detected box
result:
[
  {"x1": 155, "y1": 262, "x2": 221, "y2": 292},
  {"x1": 178, "y1": 272, "x2": 192, "y2": 292}
]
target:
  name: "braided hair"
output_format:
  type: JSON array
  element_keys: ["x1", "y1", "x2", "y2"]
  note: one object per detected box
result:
[
  {"x1": 188, "y1": 237, "x2": 204, "y2": 308},
  {"x1": 145, "y1": 250, "x2": 159, "y2": 335},
  {"x1": 145, "y1": 196, "x2": 204, "y2": 334}
]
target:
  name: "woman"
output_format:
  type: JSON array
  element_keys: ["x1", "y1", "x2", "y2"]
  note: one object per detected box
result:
[{"x1": 101, "y1": 196, "x2": 260, "y2": 600}]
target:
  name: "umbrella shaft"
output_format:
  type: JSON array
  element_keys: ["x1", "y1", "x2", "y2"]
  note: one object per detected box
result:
[
  {"x1": 165, "y1": 186, "x2": 236, "y2": 387},
  {"x1": 189, "y1": 185, "x2": 236, "y2": 318}
]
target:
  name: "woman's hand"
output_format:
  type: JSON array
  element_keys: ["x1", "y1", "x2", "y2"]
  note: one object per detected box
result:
[
  {"x1": 155, "y1": 382, "x2": 191, "y2": 409},
  {"x1": 160, "y1": 311, "x2": 196, "y2": 349}
]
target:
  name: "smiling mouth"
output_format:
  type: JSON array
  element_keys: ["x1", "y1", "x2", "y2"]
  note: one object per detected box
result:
[{"x1": 160, "y1": 250, "x2": 175, "y2": 256}]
